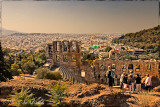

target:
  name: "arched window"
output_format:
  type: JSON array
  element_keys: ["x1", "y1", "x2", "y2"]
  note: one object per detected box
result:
[
  {"x1": 63, "y1": 55, "x2": 68, "y2": 62},
  {"x1": 147, "y1": 64, "x2": 151, "y2": 70},
  {"x1": 122, "y1": 64, "x2": 126, "y2": 69},
  {"x1": 122, "y1": 64, "x2": 126, "y2": 72},
  {"x1": 56, "y1": 55, "x2": 60, "y2": 62},
  {"x1": 72, "y1": 55, "x2": 76, "y2": 62},
  {"x1": 135, "y1": 64, "x2": 140, "y2": 72},
  {"x1": 128, "y1": 64, "x2": 133, "y2": 69},
  {"x1": 64, "y1": 42, "x2": 68, "y2": 52},
  {"x1": 111, "y1": 64, "x2": 116, "y2": 69}
]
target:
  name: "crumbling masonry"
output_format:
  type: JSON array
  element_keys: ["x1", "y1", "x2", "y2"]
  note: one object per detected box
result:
[{"x1": 47, "y1": 41, "x2": 160, "y2": 84}]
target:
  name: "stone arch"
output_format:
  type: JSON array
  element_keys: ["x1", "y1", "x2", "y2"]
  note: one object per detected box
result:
[
  {"x1": 122, "y1": 64, "x2": 126, "y2": 72},
  {"x1": 147, "y1": 64, "x2": 151, "y2": 70},
  {"x1": 64, "y1": 42, "x2": 68, "y2": 52},
  {"x1": 63, "y1": 54, "x2": 68, "y2": 62},
  {"x1": 47, "y1": 44, "x2": 53, "y2": 58},
  {"x1": 128, "y1": 64, "x2": 134, "y2": 73},
  {"x1": 111, "y1": 64, "x2": 116, "y2": 70},
  {"x1": 72, "y1": 54, "x2": 76, "y2": 62},
  {"x1": 56, "y1": 55, "x2": 61, "y2": 62}
]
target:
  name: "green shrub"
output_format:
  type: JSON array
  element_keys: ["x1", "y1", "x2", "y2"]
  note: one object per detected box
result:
[
  {"x1": 22, "y1": 62, "x2": 36, "y2": 75},
  {"x1": 46, "y1": 83, "x2": 67, "y2": 107},
  {"x1": 53, "y1": 72, "x2": 62, "y2": 80},
  {"x1": 36, "y1": 68, "x2": 50, "y2": 79},
  {"x1": 8, "y1": 88, "x2": 44, "y2": 107},
  {"x1": 36, "y1": 68, "x2": 62, "y2": 80},
  {"x1": 46, "y1": 71, "x2": 62, "y2": 80}
]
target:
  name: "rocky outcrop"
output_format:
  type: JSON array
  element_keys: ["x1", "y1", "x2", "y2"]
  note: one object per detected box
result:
[{"x1": 68, "y1": 92, "x2": 130, "y2": 107}]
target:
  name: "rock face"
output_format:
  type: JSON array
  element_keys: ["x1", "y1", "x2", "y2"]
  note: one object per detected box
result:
[
  {"x1": 68, "y1": 93, "x2": 130, "y2": 107},
  {"x1": 65, "y1": 83, "x2": 130, "y2": 107}
]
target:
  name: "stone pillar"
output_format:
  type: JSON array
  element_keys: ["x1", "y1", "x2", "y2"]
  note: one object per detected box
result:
[
  {"x1": 62, "y1": 41, "x2": 64, "y2": 52},
  {"x1": 69, "y1": 41, "x2": 72, "y2": 62},
  {"x1": 52, "y1": 41, "x2": 56, "y2": 64}
]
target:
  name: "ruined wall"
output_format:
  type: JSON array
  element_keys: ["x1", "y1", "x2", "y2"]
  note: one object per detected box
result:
[
  {"x1": 47, "y1": 41, "x2": 160, "y2": 84},
  {"x1": 82, "y1": 59, "x2": 160, "y2": 84},
  {"x1": 94, "y1": 59, "x2": 160, "y2": 78},
  {"x1": 47, "y1": 40, "x2": 81, "y2": 76}
]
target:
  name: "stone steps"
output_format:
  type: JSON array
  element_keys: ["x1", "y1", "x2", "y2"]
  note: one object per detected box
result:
[{"x1": 58, "y1": 66, "x2": 86, "y2": 84}]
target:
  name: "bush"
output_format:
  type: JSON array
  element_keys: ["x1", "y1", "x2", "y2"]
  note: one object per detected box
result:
[
  {"x1": 22, "y1": 62, "x2": 36, "y2": 75},
  {"x1": 36, "y1": 68, "x2": 50, "y2": 79},
  {"x1": 36, "y1": 68, "x2": 62, "y2": 80},
  {"x1": 8, "y1": 88, "x2": 44, "y2": 107},
  {"x1": 46, "y1": 71, "x2": 62, "y2": 80},
  {"x1": 12, "y1": 69, "x2": 22, "y2": 76},
  {"x1": 46, "y1": 83, "x2": 67, "y2": 107}
]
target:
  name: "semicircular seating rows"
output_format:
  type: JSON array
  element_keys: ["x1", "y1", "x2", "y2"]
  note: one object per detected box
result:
[{"x1": 58, "y1": 66, "x2": 87, "y2": 84}]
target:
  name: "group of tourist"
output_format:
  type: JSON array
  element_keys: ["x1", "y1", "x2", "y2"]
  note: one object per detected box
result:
[{"x1": 107, "y1": 66, "x2": 152, "y2": 93}]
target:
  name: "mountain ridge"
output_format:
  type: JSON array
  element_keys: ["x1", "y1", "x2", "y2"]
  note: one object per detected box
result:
[{"x1": 113, "y1": 25, "x2": 160, "y2": 53}]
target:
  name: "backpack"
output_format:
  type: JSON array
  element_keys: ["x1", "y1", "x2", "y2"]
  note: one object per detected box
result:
[{"x1": 108, "y1": 70, "x2": 115, "y2": 78}]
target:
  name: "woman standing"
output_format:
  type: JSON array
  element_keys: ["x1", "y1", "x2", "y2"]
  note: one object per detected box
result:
[{"x1": 128, "y1": 74, "x2": 135, "y2": 94}]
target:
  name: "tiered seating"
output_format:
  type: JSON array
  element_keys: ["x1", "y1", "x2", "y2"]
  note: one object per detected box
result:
[{"x1": 58, "y1": 66, "x2": 86, "y2": 84}]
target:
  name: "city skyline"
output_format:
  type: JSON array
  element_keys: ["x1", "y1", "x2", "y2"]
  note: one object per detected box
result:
[{"x1": 2, "y1": 1, "x2": 159, "y2": 34}]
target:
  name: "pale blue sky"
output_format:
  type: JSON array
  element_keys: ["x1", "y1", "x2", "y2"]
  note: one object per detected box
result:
[{"x1": 2, "y1": 1, "x2": 159, "y2": 34}]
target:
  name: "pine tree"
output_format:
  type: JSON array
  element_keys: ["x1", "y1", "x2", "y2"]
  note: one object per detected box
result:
[{"x1": 0, "y1": 42, "x2": 12, "y2": 81}]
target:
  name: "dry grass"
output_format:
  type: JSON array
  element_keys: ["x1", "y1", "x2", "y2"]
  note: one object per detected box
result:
[{"x1": 134, "y1": 91, "x2": 158, "y2": 107}]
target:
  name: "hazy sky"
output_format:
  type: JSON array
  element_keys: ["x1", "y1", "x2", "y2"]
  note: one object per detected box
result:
[{"x1": 2, "y1": 1, "x2": 159, "y2": 34}]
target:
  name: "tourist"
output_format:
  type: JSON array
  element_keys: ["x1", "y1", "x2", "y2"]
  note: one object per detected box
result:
[
  {"x1": 128, "y1": 74, "x2": 135, "y2": 94},
  {"x1": 145, "y1": 74, "x2": 152, "y2": 92},
  {"x1": 120, "y1": 72, "x2": 125, "y2": 89},
  {"x1": 107, "y1": 66, "x2": 115, "y2": 91},
  {"x1": 135, "y1": 74, "x2": 141, "y2": 92},
  {"x1": 123, "y1": 74, "x2": 128, "y2": 89}
]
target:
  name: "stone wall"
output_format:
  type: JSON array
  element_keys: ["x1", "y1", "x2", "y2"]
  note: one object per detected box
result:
[
  {"x1": 88, "y1": 59, "x2": 160, "y2": 84},
  {"x1": 46, "y1": 41, "x2": 160, "y2": 84},
  {"x1": 47, "y1": 40, "x2": 81, "y2": 76}
]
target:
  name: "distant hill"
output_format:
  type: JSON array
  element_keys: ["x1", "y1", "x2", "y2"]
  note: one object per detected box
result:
[
  {"x1": 1, "y1": 28, "x2": 20, "y2": 35},
  {"x1": 113, "y1": 25, "x2": 160, "y2": 53}
]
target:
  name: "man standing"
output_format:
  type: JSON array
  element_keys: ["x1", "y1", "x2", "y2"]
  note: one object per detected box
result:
[
  {"x1": 135, "y1": 74, "x2": 141, "y2": 92},
  {"x1": 107, "y1": 66, "x2": 115, "y2": 91}
]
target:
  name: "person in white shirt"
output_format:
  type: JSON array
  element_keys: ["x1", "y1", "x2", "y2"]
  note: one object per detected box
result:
[
  {"x1": 120, "y1": 72, "x2": 125, "y2": 89},
  {"x1": 145, "y1": 74, "x2": 151, "y2": 92}
]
